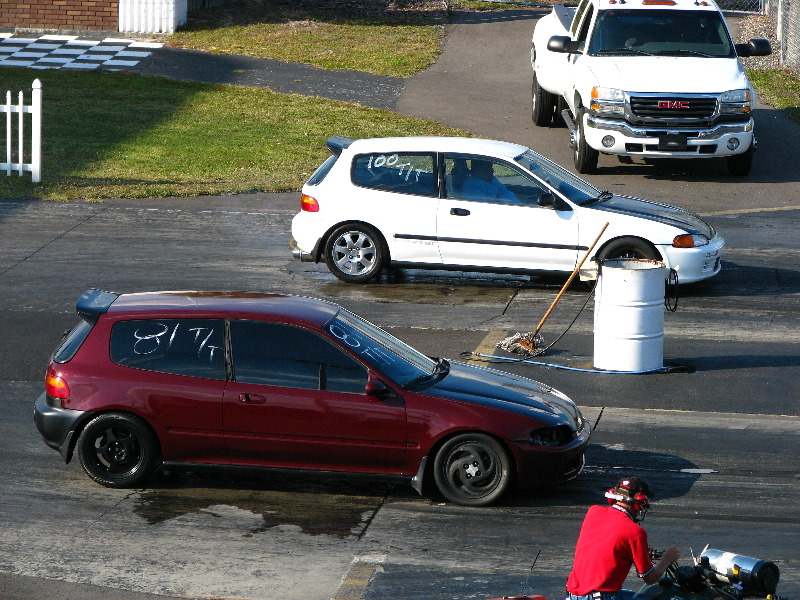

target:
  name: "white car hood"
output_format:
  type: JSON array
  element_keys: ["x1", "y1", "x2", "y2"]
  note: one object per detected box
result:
[{"x1": 586, "y1": 56, "x2": 749, "y2": 94}]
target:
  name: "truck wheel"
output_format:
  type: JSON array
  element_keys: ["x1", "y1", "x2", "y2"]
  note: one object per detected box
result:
[
  {"x1": 726, "y1": 142, "x2": 754, "y2": 177},
  {"x1": 573, "y1": 107, "x2": 599, "y2": 174},
  {"x1": 554, "y1": 96, "x2": 568, "y2": 127},
  {"x1": 531, "y1": 72, "x2": 555, "y2": 126}
]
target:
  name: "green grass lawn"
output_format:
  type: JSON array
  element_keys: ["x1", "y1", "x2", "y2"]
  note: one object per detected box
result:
[
  {"x1": 747, "y1": 68, "x2": 800, "y2": 122},
  {"x1": 166, "y1": 0, "x2": 531, "y2": 77},
  {"x1": 0, "y1": 68, "x2": 468, "y2": 201},
  {"x1": 167, "y1": 0, "x2": 448, "y2": 78}
]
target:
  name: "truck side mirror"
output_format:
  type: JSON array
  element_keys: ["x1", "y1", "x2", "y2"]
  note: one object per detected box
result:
[
  {"x1": 735, "y1": 38, "x2": 772, "y2": 57},
  {"x1": 548, "y1": 35, "x2": 582, "y2": 54}
]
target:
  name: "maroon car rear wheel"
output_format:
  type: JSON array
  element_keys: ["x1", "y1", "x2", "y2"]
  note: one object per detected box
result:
[{"x1": 77, "y1": 412, "x2": 159, "y2": 488}]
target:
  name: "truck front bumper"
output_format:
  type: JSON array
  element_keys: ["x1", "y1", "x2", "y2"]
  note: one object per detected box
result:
[{"x1": 585, "y1": 115, "x2": 754, "y2": 158}]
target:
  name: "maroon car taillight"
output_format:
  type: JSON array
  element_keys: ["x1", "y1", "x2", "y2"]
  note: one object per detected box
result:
[
  {"x1": 45, "y1": 368, "x2": 70, "y2": 403},
  {"x1": 301, "y1": 194, "x2": 320, "y2": 212}
]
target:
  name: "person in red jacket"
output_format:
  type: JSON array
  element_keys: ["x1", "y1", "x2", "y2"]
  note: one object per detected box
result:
[{"x1": 566, "y1": 477, "x2": 680, "y2": 600}]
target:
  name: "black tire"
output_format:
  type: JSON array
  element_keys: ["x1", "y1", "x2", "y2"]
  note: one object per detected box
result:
[
  {"x1": 573, "y1": 107, "x2": 599, "y2": 174},
  {"x1": 433, "y1": 433, "x2": 511, "y2": 506},
  {"x1": 77, "y1": 412, "x2": 159, "y2": 488},
  {"x1": 726, "y1": 141, "x2": 754, "y2": 177},
  {"x1": 554, "y1": 95, "x2": 568, "y2": 128},
  {"x1": 324, "y1": 224, "x2": 387, "y2": 283},
  {"x1": 531, "y1": 72, "x2": 555, "y2": 126},
  {"x1": 597, "y1": 236, "x2": 660, "y2": 262}
]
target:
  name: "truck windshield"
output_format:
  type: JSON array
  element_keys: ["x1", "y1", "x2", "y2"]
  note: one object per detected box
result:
[{"x1": 588, "y1": 10, "x2": 734, "y2": 58}]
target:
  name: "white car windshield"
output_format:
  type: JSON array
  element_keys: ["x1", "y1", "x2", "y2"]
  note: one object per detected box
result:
[
  {"x1": 324, "y1": 309, "x2": 438, "y2": 386},
  {"x1": 515, "y1": 150, "x2": 601, "y2": 204}
]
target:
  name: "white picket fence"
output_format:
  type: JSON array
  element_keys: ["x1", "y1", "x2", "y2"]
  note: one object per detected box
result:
[
  {"x1": 2, "y1": 79, "x2": 41, "y2": 183},
  {"x1": 119, "y1": 0, "x2": 188, "y2": 34}
]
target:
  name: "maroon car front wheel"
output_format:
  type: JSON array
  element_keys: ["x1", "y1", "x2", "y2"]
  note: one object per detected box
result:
[{"x1": 433, "y1": 433, "x2": 511, "y2": 506}]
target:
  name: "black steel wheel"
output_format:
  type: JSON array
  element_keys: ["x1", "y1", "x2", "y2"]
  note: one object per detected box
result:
[
  {"x1": 573, "y1": 107, "x2": 599, "y2": 174},
  {"x1": 597, "y1": 236, "x2": 660, "y2": 261},
  {"x1": 532, "y1": 72, "x2": 555, "y2": 126},
  {"x1": 77, "y1": 412, "x2": 159, "y2": 488},
  {"x1": 433, "y1": 433, "x2": 511, "y2": 506},
  {"x1": 324, "y1": 224, "x2": 387, "y2": 283},
  {"x1": 726, "y1": 141, "x2": 754, "y2": 177}
]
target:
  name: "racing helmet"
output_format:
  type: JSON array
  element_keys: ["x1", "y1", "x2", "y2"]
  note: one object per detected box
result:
[{"x1": 605, "y1": 476, "x2": 652, "y2": 521}]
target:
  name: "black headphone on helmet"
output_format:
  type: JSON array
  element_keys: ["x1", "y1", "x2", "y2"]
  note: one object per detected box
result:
[{"x1": 605, "y1": 477, "x2": 652, "y2": 521}]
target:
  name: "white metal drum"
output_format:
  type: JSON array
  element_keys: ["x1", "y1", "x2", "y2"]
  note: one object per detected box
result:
[{"x1": 594, "y1": 259, "x2": 668, "y2": 372}]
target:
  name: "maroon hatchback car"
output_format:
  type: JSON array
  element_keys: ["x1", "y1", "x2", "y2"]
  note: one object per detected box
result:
[{"x1": 35, "y1": 289, "x2": 590, "y2": 506}]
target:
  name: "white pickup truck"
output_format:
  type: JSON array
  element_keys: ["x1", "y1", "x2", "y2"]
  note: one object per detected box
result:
[{"x1": 530, "y1": 0, "x2": 771, "y2": 175}]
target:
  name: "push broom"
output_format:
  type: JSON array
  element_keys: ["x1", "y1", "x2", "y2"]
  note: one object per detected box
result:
[{"x1": 497, "y1": 223, "x2": 609, "y2": 356}]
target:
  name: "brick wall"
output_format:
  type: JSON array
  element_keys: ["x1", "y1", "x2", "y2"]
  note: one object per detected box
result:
[{"x1": 0, "y1": 1, "x2": 119, "y2": 32}]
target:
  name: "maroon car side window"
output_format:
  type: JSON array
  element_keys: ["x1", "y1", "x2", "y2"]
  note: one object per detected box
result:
[
  {"x1": 229, "y1": 320, "x2": 368, "y2": 394},
  {"x1": 110, "y1": 319, "x2": 226, "y2": 380}
]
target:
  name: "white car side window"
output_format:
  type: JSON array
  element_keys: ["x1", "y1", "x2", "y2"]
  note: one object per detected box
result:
[
  {"x1": 445, "y1": 156, "x2": 548, "y2": 206},
  {"x1": 351, "y1": 152, "x2": 437, "y2": 197}
]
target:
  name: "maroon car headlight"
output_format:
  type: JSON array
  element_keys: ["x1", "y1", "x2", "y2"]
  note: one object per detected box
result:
[{"x1": 528, "y1": 424, "x2": 575, "y2": 446}]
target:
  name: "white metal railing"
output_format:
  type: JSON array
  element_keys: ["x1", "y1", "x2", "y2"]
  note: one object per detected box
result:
[{"x1": 2, "y1": 79, "x2": 41, "y2": 183}]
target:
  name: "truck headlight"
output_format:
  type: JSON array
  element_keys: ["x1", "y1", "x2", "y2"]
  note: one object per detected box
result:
[
  {"x1": 591, "y1": 86, "x2": 625, "y2": 115},
  {"x1": 720, "y1": 88, "x2": 751, "y2": 114}
]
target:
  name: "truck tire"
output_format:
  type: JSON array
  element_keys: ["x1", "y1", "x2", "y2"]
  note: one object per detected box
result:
[
  {"x1": 554, "y1": 96, "x2": 568, "y2": 127},
  {"x1": 573, "y1": 107, "x2": 599, "y2": 174},
  {"x1": 726, "y1": 141, "x2": 754, "y2": 176},
  {"x1": 532, "y1": 72, "x2": 555, "y2": 126}
]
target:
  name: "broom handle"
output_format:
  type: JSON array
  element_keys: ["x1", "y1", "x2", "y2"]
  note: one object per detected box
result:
[{"x1": 533, "y1": 222, "x2": 609, "y2": 336}]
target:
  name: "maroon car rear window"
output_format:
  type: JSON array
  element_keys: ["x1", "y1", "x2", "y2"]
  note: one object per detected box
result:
[
  {"x1": 53, "y1": 320, "x2": 93, "y2": 363},
  {"x1": 110, "y1": 319, "x2": 226, "y2": 380}
]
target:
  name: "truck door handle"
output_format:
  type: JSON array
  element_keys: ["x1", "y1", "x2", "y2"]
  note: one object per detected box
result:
[
  {"x1": 239, "y1": 393, "x2": 267, "y2": 404},
  {"x1": 450, "y1": 208, "x2": 471, "y2": 216}
]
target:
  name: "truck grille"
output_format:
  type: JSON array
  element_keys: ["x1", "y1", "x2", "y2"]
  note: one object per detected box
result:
[{"x1": 630, "y1": 96, "x2": 717, "y2": 119}]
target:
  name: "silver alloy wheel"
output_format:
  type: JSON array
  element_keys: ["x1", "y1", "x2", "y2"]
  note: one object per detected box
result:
[
  {"x1": 324, "y1": 224, "x2": 387, "y2": 283},
  {"x1": 332, "y1": 229, "x2": 377, "y2": 276}
]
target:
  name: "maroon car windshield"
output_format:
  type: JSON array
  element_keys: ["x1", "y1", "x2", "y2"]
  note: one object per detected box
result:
[{"x1": 324, "y1": 310, "x2": 436, "y2": 387}]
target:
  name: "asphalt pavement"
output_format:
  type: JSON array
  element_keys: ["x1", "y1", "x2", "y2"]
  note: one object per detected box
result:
[
  {"x1": 2, "y1": 9, "x2": 798, "y2": 600},
  {"x1": 128, "y1": 46, "x2": 405, "y2": 110}
]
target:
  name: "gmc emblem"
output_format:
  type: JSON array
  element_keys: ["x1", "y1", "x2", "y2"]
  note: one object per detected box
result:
[{"x1": 658, "y1": 100, "x2": 690, "y2": 109}]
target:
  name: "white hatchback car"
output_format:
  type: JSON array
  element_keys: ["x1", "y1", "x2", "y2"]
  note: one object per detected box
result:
[{"x1": 291, "y1": 136, "x2": 724, "y2": 284}]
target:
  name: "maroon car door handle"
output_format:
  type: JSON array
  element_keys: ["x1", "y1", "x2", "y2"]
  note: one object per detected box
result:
[{"x1": 239, "y1": 393, "x2": 267, "y2": 404}]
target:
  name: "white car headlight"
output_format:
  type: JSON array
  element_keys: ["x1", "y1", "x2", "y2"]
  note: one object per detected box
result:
[
  {"x1": 673, "y1": 234, "x2": 710, "y2": 248},
  {"x1": 591, "y1": 86, "x2": 625, "y2": 115},
  {"x1": 720, "y1": 88, "x2": 752, "y2": 114}
]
